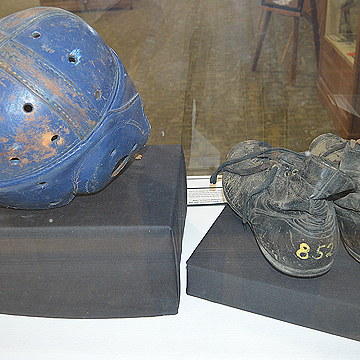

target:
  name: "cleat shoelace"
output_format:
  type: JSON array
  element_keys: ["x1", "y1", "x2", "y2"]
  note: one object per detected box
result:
[{"x1": 211, "y1": 147, "x2": 308, "y2": 223}]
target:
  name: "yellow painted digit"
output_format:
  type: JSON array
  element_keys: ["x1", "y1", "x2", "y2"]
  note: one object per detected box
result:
[
  {"x1": 313, "y1": 244, "x2": 326, "y2": 260},
  {"x1": 296, "y1": 242, "x2": 310, "y2": 259},
  {"x1": 326, "y1": 243, "x2": 334, "y2": 257}
]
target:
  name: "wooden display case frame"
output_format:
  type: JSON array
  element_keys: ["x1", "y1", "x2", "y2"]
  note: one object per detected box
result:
[{"x1": 317, "y1": 0, "x2": 360, "y2": 139}]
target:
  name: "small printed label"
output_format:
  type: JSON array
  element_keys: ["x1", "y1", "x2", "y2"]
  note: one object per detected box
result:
[
  {"x1": 187, "y1": 176, "x2": 226, "y2": 206},
  {"x1": 187, "y1": 188, "x2": 225, "y2": 205}
]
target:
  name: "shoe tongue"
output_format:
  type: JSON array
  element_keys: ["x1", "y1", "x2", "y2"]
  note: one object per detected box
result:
[
  {"x1": 334, "y1": 141, "x2": 360, "y2": 209},
  {"x1": 338, "y1": 141, "x2": 360, "y2": 175},
  {"x1": 310, "y1": 159, "x2": 356, "y2": 200},
  {"x1": 350, "y1": 139, "x2": 360, "y2": 149}
]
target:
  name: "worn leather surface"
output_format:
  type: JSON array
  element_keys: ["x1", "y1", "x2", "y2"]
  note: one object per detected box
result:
[
  {"x1": 310, "y1": 133, "x2": 360, "y2": 262},
  {"x1": 217, "y1": 140, "x2": 355, "y2": 277}
]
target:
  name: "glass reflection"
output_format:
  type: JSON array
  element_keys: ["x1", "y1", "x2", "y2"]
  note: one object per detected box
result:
[{"x1": 0, "y1": 0, "x2": 341, "y2": 174}]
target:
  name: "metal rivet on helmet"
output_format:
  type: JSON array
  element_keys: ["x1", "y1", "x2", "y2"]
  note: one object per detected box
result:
[{"x1": 0, "y1": 7, "x2": 150, "y2": 209}]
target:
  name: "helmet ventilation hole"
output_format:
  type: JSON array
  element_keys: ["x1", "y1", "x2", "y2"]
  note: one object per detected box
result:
[
  {"x1": 68, "y1": 54, "x2": 77, "y2": 63},
  {"x1": 111, "y1": 155, "x2": 129, "y2": 177},
  {"x1": 94, "y1": 90, "x2": 101, "y2": 100},
  {"x1": 110, "y1": 149, "x2": 117, "y2": 157},
  {"x1": 31, "y1": 31, "x2": 41, "y2": 38},
  {"x1": 10, "y1": 157, "x2": 20, "y2": 165},
  {"x1": 38, "y1": 181, "x2": 47, "y2": 186},
  {"x1": 23, "y1": 103, "x2": 33, "y2": 113},
  {"x1": 51, "y1": 134, "x2": 59, "y2": 142}
]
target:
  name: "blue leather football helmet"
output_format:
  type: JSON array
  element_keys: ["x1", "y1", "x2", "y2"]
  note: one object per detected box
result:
[{"x1": 0, "y1": 7, "x2": 150, "y2": 209}]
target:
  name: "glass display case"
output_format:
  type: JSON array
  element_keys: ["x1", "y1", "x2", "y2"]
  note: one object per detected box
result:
[
  {"x1": 318, "y1": 0, "x2": 360, "y2": 138},
  {"x1": 1, "y1": 1, "x2": 360, "y2": 359},
  {"x1": 325, "y1": 0, "x2": 359, "y2": 64}
]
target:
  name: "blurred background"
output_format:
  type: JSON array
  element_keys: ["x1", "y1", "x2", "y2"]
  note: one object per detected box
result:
[{"x1": 1, "y1": 0, "x2": 357, "y2": 174}]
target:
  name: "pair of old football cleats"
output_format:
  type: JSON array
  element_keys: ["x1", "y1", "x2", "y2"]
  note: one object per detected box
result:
[{"x1": 211, "y1": 134, "x2": 360, "y2": 277}]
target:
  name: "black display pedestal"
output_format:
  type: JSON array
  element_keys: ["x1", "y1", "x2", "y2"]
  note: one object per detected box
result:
[
  {"x1": 187, "y1": 205, "x2": 360, "y2": 341},
  {"x1": 0, "y1": 145, "x2": 186, "y2": 319}
]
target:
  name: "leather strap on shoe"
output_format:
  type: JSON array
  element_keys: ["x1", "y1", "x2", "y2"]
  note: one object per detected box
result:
[
  {"x1": 321, "y1": 142, "x2": 346, "y2": 158},
  {"x1": 210, "y1": 146, "x2": 303, "y2": 223},
  {"x1": 210, "y1": 147, "x2": 304, "y2": 184}
]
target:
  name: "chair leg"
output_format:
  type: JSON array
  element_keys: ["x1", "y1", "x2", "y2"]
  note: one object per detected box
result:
[
  {"x1": 281, "y1": 31, "x2": 294, "y2": 63},
  {"x1": 290, "y1": 16, "x2": 300, "y2": 86},
  {"x1": 309, "y1": 0, "x2": 320, "y2": 67},
  {"x1": 256, "y1": 9, "x2": 264, "y2": 30},
  {"x1": 251, "y1": 10, "x2": 272, "y2": 72}
]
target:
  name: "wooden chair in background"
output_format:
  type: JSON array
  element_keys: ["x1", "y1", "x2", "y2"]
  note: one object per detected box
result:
[{"x1": 251, "y1": 0, "x2": 320, "y2": 86}]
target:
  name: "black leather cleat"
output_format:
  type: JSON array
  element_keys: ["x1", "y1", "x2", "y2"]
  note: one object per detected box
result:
[
  {"x1": 211, "y1": 140, "x2": 355, "y2": 277},
  {"x1": 310, "y1": 133, "x2": 360, "y2": 263}
]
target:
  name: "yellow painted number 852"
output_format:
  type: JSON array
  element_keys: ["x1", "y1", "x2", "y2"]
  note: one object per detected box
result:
[{"x1": 296, "y1": 242, "x2": 334, "y2": 260}]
